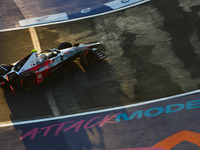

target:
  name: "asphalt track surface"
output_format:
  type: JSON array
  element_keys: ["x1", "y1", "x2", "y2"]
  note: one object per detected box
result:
[
  {"x1": 0, "y1": 0, "x2": 112, "y2": 30},
  {"x1": 1, "y1": 0, "x2": 200, "y2": 149},
  {"x1": 3, "y1": 91, "x2": 200, "y2": 150}
]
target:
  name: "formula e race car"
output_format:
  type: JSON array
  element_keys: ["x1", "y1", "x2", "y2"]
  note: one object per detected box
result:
[{"x1": 0, "y1": 42, "x2": 107, "y2": 91}]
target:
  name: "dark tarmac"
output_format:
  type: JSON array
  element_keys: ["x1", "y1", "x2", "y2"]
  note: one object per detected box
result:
[
  {"x1": 1, "y1": 0, "x2": 200, "y2": 149},
  {"x1": 0, "y1": 0, "x2": 200, "y2": 125}
]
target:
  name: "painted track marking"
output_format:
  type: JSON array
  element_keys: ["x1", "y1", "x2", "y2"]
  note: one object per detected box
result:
[
  {"x1": 0, "y1": 0, "x2": 150, "y2": 33},
  {"x1": 45, "y1": 88, "x2": 61, "y2": 117},
  {"x1": 1, "y1": 89, "x2": 200, "y2": 127},
  {"x1": 29, "y1": 27, "x2": 41, "y2": 52},
  {"x1": 29, "y1": 27, "x2": 61, "y2": 117}
]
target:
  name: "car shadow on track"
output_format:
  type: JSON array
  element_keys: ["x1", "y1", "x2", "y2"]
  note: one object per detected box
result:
[
  {"x1": 1, "y1": 59, "x2": 130, "y2": 150},
  {"x1": 2, "y1": 59, "x2": 128, "y2": 121}
]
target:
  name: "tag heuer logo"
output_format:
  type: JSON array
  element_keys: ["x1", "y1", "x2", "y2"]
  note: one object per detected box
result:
[
  {"x1": 121, "y1": 0, "x2": 130, "y2": 3},
  {"x1": 81, "y1": 8, "x2": 91, "y2": 13},
  {"x1": 37, "y1": 74, "x2": 42, "y2": 80}
]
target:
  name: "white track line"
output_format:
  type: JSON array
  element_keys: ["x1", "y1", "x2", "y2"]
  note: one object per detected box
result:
[
  {"x1": 0, "y1": 0, "x2": 150, "y2": 32},
  {"x1": 44, "y1": 88, "x2": 61, "y2": 117},
  {"x1": 29, "y1": 27, "x2": 41, "y2": 52},
  {"x1": 1, "y1": 89, "x2": 200, "y2": 128},
  {"x1": 29, "y1": 27, "x2": 61, "y2": 117}
]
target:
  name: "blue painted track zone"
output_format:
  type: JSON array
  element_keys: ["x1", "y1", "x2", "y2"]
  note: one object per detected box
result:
[
  {"x1": 1, "y1": 91, "x2": 200, "y2": 150},
  {"x1": 18, "y1": 0, "x2": 150, "y2": 27},
  {"x1": 0, "y1": 0, "x2": 113, "y2": 29},
  {"x1": 14, "y1": 0, "x2": 113, "y2": 18}
]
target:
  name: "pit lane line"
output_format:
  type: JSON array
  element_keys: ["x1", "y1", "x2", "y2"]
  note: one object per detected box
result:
[
  {"x1": 1, "y1": 89, "x2": 200, "y2": 128},
  {"x1": 29, "y1": 27, "x2": 61, "y2": 117}
]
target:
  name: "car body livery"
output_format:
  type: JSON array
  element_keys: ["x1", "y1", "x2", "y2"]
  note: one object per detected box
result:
[{"x1": 0, "y1": 42, "x2": 107, "y2": 91}]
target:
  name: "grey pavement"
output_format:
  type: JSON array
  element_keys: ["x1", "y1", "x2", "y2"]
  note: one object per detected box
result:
[{"x1": 0, "y1": 0, "x2": 25, "y2": 29}]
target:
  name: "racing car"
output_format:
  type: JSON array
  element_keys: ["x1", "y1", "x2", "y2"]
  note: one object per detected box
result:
[{"x1": 0, "y1": 42, "x2": 107, "y2": 91}]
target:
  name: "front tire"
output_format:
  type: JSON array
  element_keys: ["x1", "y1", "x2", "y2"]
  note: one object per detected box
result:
[
  {"x1": 80, "y1": 49, "x2": 96, "y2": 66},
  {"x1": 18, "y1": 73, "x2": 35, "y2": 90}
]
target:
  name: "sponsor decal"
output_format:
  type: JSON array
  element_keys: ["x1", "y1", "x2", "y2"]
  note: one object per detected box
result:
[
  {"x1": 81, "y1": 8, "x2": 92, "y2": 13},
  {"x1": 37, "y1": 74, "x2": 42, "y2": 80},
  {"x1": 35, "y1": 66, "x2": 48, "y2": 73},
  {"x1": 121, "y1": 0, "x2": 130, "y2": 3},
  {"x1": 37, "y1": 16, "x2": 49, "y2": 22}
]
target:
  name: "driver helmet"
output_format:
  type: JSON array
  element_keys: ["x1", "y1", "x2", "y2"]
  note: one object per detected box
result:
[{"x1": 39, "y1": 53, "x2": 46, "y2": 60}]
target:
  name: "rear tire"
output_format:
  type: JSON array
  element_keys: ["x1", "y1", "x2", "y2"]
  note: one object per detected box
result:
[
  {"x1": 18, "y1": 73, "x2": 35, "y2": 90},
  {"x1": 58, "y1": 42, "x2": 72, "y2": 50},
  {"x1": 80, "y1": 49, "x2": 96, "y2": 66}
]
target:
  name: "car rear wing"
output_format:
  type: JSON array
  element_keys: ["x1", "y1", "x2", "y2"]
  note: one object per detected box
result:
[{"x1": 85, "y1": 42, "x2": 101, "y2": 49}]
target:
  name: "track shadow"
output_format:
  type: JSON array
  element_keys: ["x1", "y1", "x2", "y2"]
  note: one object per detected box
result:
[{"x1": 2, "y1": 59, "x2": 130, "y2": 150}]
